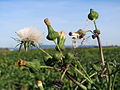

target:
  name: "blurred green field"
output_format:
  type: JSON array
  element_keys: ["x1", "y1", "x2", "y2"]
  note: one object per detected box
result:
[{"x1": 0, "y1": 47, "x2": 120, "y2": 90}]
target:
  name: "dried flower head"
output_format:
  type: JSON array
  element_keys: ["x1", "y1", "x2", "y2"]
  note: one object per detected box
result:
[
  {"x1": 37, "y1": 80, "x2": 43, "y2": 87},
  {"x1": 16, "y1": 59, "x2": 27, "y2": 66},
  {"x1": 69, "y1": 29, "x2": 89, "y2": 39}
]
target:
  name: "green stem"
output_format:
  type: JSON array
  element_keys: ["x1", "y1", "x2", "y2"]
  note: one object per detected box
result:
[
  {"x1": 93, "y1": 20, "x2": 105, "y2": 66},
  {"x1": 53, "y1": 39, "x2": 62, "y2": 52},
  {"x1": 107, "y1": 63, "x2": 112, "y2": 90},
  {"x1": 53, "y1": 40, "x2": 64, "y2": 59},
  {"x1": 71, "y1": 65, "x2": 93, "y2": 84},
  {"x1": 93, "y1": 20, "x2": 97, "y2": 30},
  {"x1": 39, "y1": 66, "x2": 53, "y2": 69},
  {"x1": 81, "y1": 72, "x2": 97, "y2": 84},
  {"x1": 66, "y1": 72, "x2": 87, "y2": 90},
  {"x1": 39, "y1": 86, "x2": 44, "y2": 90},
  {"x1": 112, "y1": 72, "x2": 117, "y2": 90},
  {"x1": 77, "y1": 61, "x2": 92, "y2": 80},
  {"x1": 96, "y1": 36, "x2": 105, "y2": 66},
  {"x1": 32, "y1": 44, "x2": 52, "y2": 58},
  {"x1": 61, "y1": 64, "x2": 70, "y2": 80}
]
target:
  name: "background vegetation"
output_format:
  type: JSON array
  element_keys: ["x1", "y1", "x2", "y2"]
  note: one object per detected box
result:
[{"x1": 0, "y1": 47, "x2": 120, "y2": 90}]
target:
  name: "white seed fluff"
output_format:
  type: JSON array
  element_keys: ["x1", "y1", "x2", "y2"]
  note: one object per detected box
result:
[{"x1": 16, "y1": 27, "x2": 43, "y2": 43}]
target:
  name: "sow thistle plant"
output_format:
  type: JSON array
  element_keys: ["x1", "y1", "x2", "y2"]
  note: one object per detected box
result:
[{"x1": 14, "y1": 9, "x2": 120, "y2": 90}]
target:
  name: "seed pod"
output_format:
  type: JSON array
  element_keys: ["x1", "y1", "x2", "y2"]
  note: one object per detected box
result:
[
  {"x1": 44, "y1": 18, "x2": 59, "y2": 40},
  {"x1": 94, "y1": 29, "x2": 100, "y2": 34},
  {"x1": 88, "y1": 9, "x2": 99, "y2": 21}
]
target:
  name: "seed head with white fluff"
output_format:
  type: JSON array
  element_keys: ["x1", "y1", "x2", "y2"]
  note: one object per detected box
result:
[
  {"x1": 14, "y1": 27, "x2": 43, "y2": 51},
  {"x1": 16, "y1": 27, "x2": 43, "y2": 44}
]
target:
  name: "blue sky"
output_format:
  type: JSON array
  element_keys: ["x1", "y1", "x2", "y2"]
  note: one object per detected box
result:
[{"x1": 0, "y1": 0, "x2": 120, "y2": 48}]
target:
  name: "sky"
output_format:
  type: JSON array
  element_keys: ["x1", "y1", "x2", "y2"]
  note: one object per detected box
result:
[{"x1": 0, "y1": 0, "x2": 120, "y2": 48}]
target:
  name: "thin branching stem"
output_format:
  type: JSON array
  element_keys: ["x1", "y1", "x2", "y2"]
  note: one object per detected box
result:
[{"x1": 93, "y1": 20, "x2": 105, "y2": 66}]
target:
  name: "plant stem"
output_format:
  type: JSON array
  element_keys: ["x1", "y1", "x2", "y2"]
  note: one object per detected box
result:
[
  {"x1": 61, "y1": 64, "x2": 70, "y2": 80},
  {"x1": 53, "y1": 40, "x2": 62, "y2": 52},
  {"x1": 112, "y1": 72, "x2": 117, "y2": 90},
  {"x1": 81, "y1": 72, "x2": 97, "y2": 84},
  {"x1": 96, "y1": 35, "x2": 105, "y2": 66},
  {"x1": 77, "y1": 61, "x2": 92, "y2": 80},
  {"x1": 93, "y1": 20, "x2": 105, "y2": 66},
  {"x1": 66, "y1": 71, "x2": 87, "y2": 90},
  {"x1": 53, "y1": 39, "x2": 64, "y2": 59},
  {"x1": 71, "y1": 65, "x2": 93, "y2": 84},
  {"x1": 107, "y1": 63, "x2": 112, "y2": 90},
  {"x1": 39, "y1": 86, "x2": 44, "y2": 90},
  {"x1": 32, "y1": 44, "x2": 52, "y2": 58},
  {"x1": 93, "y1": 20, "x2": 98, "y2": 30}
]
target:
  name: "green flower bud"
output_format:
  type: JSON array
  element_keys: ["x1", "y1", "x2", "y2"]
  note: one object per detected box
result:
[
  {"x1": 93, "y1": 29, "x2": 100, "y2": 34},
  {"x1": 88, "y1": 9, "x2": 99, "y2": 21},
  {"x1": 53, "y1": 52, "x2": 63, "y2": 60},
  {"x1": 65, "y1": 52, "x2": 74, "y2": 60},
  {"x1": 44, "y1": 18, "x2": 59, "y2": 40},
  {"x1": 56, "y1": 31, "x2": 66, "y2": 51},
  {"x1": 64, "y1": 52, "x2": 74, "y2": 64}
]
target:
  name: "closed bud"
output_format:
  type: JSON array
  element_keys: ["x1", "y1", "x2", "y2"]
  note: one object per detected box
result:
[
  {"x1": 65, "y1": 52, "x2": 74, "y2": 60},
  {"x1": 53, "y1": 52, "x2": 63, "y2": 60},
  {"x1": 88, "y1": 9, "x2": 99, "y2": 21},
  {"x1": 44, "y1": 18, "x2": 59, "y2": 40}
]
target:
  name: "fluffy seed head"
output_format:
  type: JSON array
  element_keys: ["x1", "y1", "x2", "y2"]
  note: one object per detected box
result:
[{"x1": 16, "y1": 27, "x2": 43, "y2": 43}]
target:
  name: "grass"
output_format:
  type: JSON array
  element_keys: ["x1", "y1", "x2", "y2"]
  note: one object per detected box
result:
[{"x1": 0, "y1": 47, "x2": 120, "y2": 89}]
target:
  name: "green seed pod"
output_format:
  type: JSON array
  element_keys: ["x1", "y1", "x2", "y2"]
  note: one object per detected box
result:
[
  {"x1": 88, "y1": 9, "x2": 99, "y2": 21},
  {"x1": 44, "y1": 18, "x2": 59, "y2": 40},
  {"x1": 94, "y1": 29, "x2": 100, "y2": 34}
]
